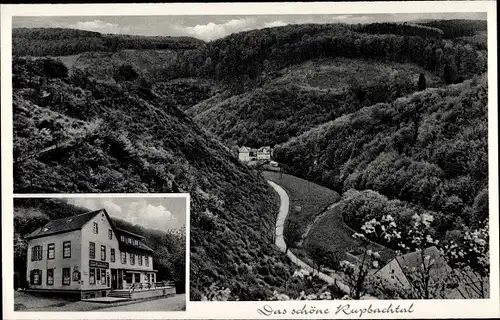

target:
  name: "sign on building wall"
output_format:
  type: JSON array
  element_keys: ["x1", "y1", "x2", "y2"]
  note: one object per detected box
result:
[{"x1": 89, "y1": 260, "x2": 109, "y2": 269}]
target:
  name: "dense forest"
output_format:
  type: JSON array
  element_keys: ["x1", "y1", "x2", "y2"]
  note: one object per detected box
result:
[
  {"x1": 274, "y1": 75, "x2": 488, "y2": 276},
  {"x1": 178, "y1": 20, "x2": 486, "y2": 147},
  {"x1": 13, "y1": 28, "x2": 204, "y2": 56},
  {"x1": 188, "y1": 58, "x2": 441, "y2": 147},
  {"x1": 14, "y1": 198, "x2": 186, "y2": 292},
  {"x1": 12, "y1": 57, "x2": 335, "y2": 300}
]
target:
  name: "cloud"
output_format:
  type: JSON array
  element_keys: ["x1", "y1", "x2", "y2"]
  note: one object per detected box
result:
[
  {"x1": 181, "y1": 18, "x2": 259, "y2": 41},
  {"x1": 66, "y1": 198, "x2": 181, "y2": 231},
  {"x1": 264, "y1": 20, "x2": 289, "y2": 28}
]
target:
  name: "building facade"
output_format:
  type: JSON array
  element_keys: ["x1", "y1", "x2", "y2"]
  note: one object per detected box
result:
[
  {"x1": 25, "y1": 209, "x2": 157, "y2": 299},
  {"x1": 238, "y1": 146, "x2": 250, "y2": 162},
  {"x1": 256, "y1": 146, "x2": 272, "y2": 160}
]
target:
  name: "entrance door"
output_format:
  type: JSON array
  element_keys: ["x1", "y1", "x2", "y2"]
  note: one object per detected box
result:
[{"x1": 111, "y1": 269, "x2": 118, "y2": 289}]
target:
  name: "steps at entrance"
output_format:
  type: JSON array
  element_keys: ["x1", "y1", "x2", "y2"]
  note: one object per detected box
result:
[{"x1": 108, "y1": 290, "x2": 132, "y2": 299}]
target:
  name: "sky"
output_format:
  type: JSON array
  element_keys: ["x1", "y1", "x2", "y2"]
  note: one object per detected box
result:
[
  {"x1": 13, "y1": 13, "x2": 486, "y2": 41},
  {"x1": 66, "y1": 197, "x2": 186, "y2": 232}
]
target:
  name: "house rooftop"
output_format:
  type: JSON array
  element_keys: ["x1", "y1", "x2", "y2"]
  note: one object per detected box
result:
[{"x1": 25, "y1": 209, "x2": 104, "y2": 240}]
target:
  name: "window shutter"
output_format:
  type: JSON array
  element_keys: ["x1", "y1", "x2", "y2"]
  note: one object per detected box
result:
[
  {"x1": 39, "y1": 270, "x2": 42, "y2": 285},
  {"x1": 30, "y1": 270, "x2": 34, "y2": 285},
  {"x1": 31, "y1": 247, "x2": 35, "y2": 261}
]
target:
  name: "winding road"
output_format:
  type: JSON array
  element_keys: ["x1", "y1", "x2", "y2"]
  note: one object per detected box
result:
[{"x1": 268, "y1": 180, "x2": 351, "y2": 296}]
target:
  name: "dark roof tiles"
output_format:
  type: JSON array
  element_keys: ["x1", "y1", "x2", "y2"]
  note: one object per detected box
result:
[{"x1": 25, "y1": 209, "x2": 103, "y2": 239}]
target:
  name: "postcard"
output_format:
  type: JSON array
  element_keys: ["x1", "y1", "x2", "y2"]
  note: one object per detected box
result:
[{"x1": 1, "y1": 1, "x2": 498, "y2": 319}]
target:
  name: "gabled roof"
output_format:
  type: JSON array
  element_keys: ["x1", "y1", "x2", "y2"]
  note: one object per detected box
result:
[
  {"x1": 395, "y1": 246, "x2": 449, "y2": 275},
  {"x1": 116, "y1": 227, "x2": 145, "y2": 240},
  {"x1": 119, "y1": 240, "x2": 154, "y2": 253},
  {"x1": 257, "y1": 146, "x2": 271, "y2": 152},
  {"x1": 239, "y1": 146, "x2": 249, "y2": 153},
  {"x1": 25, "y1": 209, "x2": 105, "y2": 240}
]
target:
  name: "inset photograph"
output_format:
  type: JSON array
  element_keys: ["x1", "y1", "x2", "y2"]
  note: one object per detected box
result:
[{"x1": 13, "y1": 195, "x2": 188, "y2": 311}]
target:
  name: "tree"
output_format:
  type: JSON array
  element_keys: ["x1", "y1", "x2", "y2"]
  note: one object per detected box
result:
[
  {"x1": 283, "y1": 217, "x2": 302, "y2": 254},
  {"x1": 305, "y1": 242, "x2": 330, "y2": 275},
  {"x1": 114, "y1": 64, "x2": 139, "y2": 82},
  {"x1": 418, "y1": 73, "x2": 427, "y2": 90}
]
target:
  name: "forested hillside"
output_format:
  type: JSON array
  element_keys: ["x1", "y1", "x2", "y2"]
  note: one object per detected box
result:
[
  {"x1": 180, "y1": 20, "x2": 487, "y2": 147},
  {"x1": 274, "y1": 76, "x2": 488, "y2": 271},
  {"x1": 12, "y1": 57, "x2": 323, "y2": 300},
  {"x1": 188, "y1": 58, "x2": 441, "y2": 146},
  {"x1": 14, "y1": 198, "x2": 186, "y2": 292},
  {"x1": 13, "y1": 28, "x2": 204, "y2": 56}
]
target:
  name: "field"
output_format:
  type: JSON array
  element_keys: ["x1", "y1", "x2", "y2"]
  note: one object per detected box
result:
[
  {"x1": 263, "y1": 171, "x2": 394, "y2": 265},
  {"x1": 305, "y1": 204, "x2": 395, "y2": 263},
  {"x1": 262, "y1": 171, "x2": 340, "y2": 236}
]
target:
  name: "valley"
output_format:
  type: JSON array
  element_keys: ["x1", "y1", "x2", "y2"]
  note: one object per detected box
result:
[{"x1": 11, "y1": 17, "x2": 490, "y2": 301}]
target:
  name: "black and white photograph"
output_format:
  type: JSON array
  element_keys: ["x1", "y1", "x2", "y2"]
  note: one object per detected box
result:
[
  {"x1": 13, "y1": 195, "x2": 188, "y2": 311},
  {"x1": 1, "y1": 1, "x2": 498, "y2": 319}
]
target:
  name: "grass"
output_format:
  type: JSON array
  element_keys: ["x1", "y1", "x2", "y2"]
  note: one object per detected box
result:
[
  {"x1": 263, "y1": 170, "x2": 394, "y2": 266},
  {"x1": 262, "y1": 171, "x2": 339, "y2": 236},
  {"x1": 305, "y1": 204, "x2": 395, "y2": 263}
]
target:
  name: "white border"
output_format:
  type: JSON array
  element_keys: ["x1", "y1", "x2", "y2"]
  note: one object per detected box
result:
[{"x1": 1, "y1": 1, "x2": 498, "y2": 319}]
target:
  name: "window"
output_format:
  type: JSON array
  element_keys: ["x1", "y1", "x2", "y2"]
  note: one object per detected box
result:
[
  {"x1": 130, "y1": 253, "x2": 135, "y2": 265},
  {"x1": 145, "y1": 255, "x2": 149, "y2": 267},
  {"x1": 101, "y1": 245, "x2": 106, "y2": 261},
  {"x1": 62, "y1": 268, "x2": 70, "y2": 285},
  {"x1": 47, "y1": 269, "x2": 54, "y2": 285},
  {"x1": 121, "y1": 251, "x2": 126, "y2": 264},
  {"x1": 63, "y1": 241, "x2": 71, "y2": 258},
  {"x1": 134, "y1": 239, "x2": 139, "y2": 246},
  {"x1": 31, "y1": 269, "x2": 42, "y2": 285},
  {"x1": 93, "y1": 222, "x2": 98, "y2": 234},
  {"x1": 89, "y1": 268, "x2": 95, "y2": 284},
  {"x1": 108, "y1": 229, "x2": 113, "y2": 240},
  {"x1": 96, "y1": 268, "x2": 101, "y2": 282},
  {"x1": 101, "y1": 270, "x2": 106, "y2": 285},
  {"x1": 138, "y1": 254, "x2": 142, "y2": 266},
  {"x1": 89, "y1": 242, "x2": 95, "y2": 259},
  {"x1": 120, "y1": 235, "x2": 125, "y2": 242},
  {"x1": 111, "y1": 248, "x2": 115, "y2": 263},
  {"x1": 47, "y1": 243, "x2": 55, "y2": 260},
  {"x1": 127, "y1": 237, "x2": 132, "y2": 244},
  {"x1": 31, "y1": 245, "x2": 42, "y2": 261}
]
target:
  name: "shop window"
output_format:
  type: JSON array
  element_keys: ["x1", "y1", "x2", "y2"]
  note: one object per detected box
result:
[
  {"x1": 62, "y1": 268, "x2": 70, "y2": 285},
  {"x1": 46, "y1": 269, "x2": 54, "y2": 285},
  {"x1": 90, "y1": 268, "x2": 95, "y2": 284},
  {"x1": 31, "y1": 269, "x2": 42, "y2": 285}
]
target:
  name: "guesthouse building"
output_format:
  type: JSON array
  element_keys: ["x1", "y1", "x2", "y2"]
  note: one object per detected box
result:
[{"x1": 25, "y1": 208, "x2": 160, "y2": 299}]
